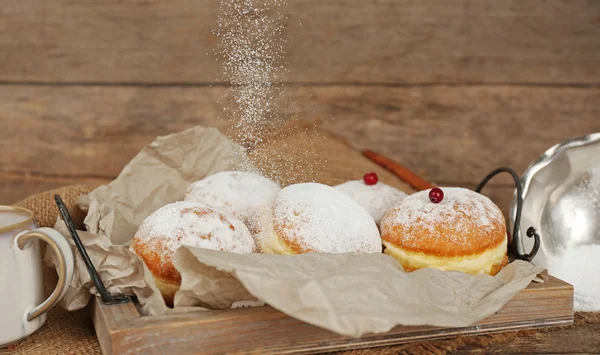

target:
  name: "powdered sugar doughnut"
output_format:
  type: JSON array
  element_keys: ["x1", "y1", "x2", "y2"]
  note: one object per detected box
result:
[
  {"x1": 335, "y1": 180, "x2": 407, "y2": 225},
  {"x1": 184, "y1": 171, "x2": 281, "y2": 234},
  {"x1": 130, "y1": 201, "x2": 254, "y2": 306},
  {"x1": 380, "y1": 187, "x2": 508, "y2": 276},
  {"x1": 256, "y1": 182, "x2": 382, "y2": 254}
]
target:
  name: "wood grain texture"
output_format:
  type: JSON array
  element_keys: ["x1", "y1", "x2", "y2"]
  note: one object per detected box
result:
[
  {"x1": 2, "y1": 85, "x2": 599, "y2": 187},
  {"x1": 0, "y1": 171, "x2": 107, "y2": 205},
  {"x1": 312, "y1": 85, "x2": 600, "y2": 185},
  {"x1": 92, "y1": 300, "x2": 140, "y2": 355},
  {"x1": 1, "y1": 0, "x2": 600, "y2": 84},
  {"x1": 0, "y1": 85, "x2": 230, "y2": 180},
  {"x1": 248, "y1": 129, "x2": 414, "y2": 192},
  {"x1": 0, "y1": 134, "x2": 515, "y2": 221},
  {"x1": 454, "y1": 324, "x2": 600, "y2": 354},
  {"x1": 91, "y1": 276, "x2": 573, "y2": 355}
]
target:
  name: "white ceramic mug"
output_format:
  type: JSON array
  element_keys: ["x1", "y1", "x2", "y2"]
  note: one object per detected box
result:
[{"x1": 0, "y1": 206, "x2": 74, "y2": 347}]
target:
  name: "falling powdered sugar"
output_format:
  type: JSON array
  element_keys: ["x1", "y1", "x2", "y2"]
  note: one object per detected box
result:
[
  {"x1": 215, "y1": 0, "x2": 288, "y2": 144},
  {"x1": 214, "y1": 0, "x2": 322, "y2": 184}
]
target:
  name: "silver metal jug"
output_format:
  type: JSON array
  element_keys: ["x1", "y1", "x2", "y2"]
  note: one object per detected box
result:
[{"x1": 510, "y1": 133, "x2": 600, "y2": 267}]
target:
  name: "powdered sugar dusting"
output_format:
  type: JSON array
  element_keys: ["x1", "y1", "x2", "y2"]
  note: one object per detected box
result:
[
  {"x1": 269, "y1": 183, "x2": 381, "y2": 253},
  {"x1": 578, "y1": 167, "x2": 600, "y2": 217},
  {"x1": 133, "y1": 201, "x2": 254, "y2": 268},
  {"x1": 184, "y1": 171, "x2": 281, "y2": 232},
  {"x1": 382, "y1": 187, "x2": 505, "y2": 247},
  {"x1": 216, "y1": 0, "x2": 288, "y2": 148},
  {"x1": 214, "y1": 0, "x2": 321, "y2": 183},
  {"x1": 335, "y1": 180, "x2": 407, "y2": 225},
  {"x1": 540, "y1": 167, "x2": 600, "y2": 311},
  {"x1": 544, "y1": 244, "x2": 600, "y2": 311}
]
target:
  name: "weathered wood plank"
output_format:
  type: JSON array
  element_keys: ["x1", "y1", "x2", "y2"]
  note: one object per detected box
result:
[
  {"x1": 2, "y1": 85, "x2": 599, "y2": 186},
  {"x1": 0, "y1": 126, "x2": 516, "y2": 217},
  {"x1": 1, "y1": 0, "x2": 599, "y2": 84},
  {"x1": 248, "y1": 129, "x2": 413, "y2": 193},
  {"x1": 453, "y1": 324, "x2": 600, "y2": 354},
  {"x1": 312, "y1": 85, "x2": 600, "y2": 185},
  {"x1": 0, "y1": 171, "x2": 107, "y2": 205},
  {"x1": 1, "y1": 178, "x2": 69, "y2": 205},
  {"x1": 0, "y1": 85, "x2": 230, "y2": 180},
  {"x1": 92, "y1": 299, "x2": 140, "y2": 355}
]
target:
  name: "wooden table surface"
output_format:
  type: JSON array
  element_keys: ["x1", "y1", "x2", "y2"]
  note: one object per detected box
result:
[{"x1": 1, "y1": 1, "x2": 599, "y2": 353}]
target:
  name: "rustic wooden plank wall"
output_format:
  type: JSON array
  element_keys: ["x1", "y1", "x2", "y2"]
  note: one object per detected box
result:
[
  {"x1": 2, "y1": 0, "x2": 600, "y2": 219},
  {"x1": 3, "y1": 0, "x2": 600, "y2": 84}
]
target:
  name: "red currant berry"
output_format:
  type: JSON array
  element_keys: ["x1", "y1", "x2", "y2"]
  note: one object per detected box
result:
[
  {"x1": 429, "y1": 187, "x2": 444, "y2": 203},
  {"x1": 363, "y1": 172, "x2": 378, "y2": 185}
]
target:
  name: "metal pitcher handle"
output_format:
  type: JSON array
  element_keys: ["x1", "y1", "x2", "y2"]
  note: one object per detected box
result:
[{"x1": 475, "y1": 167, "x2": 540, "y2": 262}]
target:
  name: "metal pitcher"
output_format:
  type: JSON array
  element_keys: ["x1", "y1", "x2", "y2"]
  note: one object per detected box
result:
[{"x1": 510, "y1": 133, "x2": 600, "y2": 267}]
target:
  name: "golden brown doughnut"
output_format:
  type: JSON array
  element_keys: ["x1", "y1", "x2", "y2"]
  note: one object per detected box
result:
[
  {"x1": 131, "y1": 201, "x2": 255, "y2": 306},
  {"x1": 380, "y1": 187, "x2": 508, "y2": 275}
]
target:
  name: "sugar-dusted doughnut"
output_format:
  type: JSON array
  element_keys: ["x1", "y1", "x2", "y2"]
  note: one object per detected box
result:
[
  {"x1": 256, "y1": 182, "x2": 382, "y2": 254},
  {"x1": 380, "y1": 187, "x2": 508, "y2": 275},
  {"x1": 184, "y1": 171, "x2": 281, "y2": 234},
  {"x1": 335, "y1": 175, "x2": 407, "y2": 225},
  {"x1": 130, "y1": 201, "x2": 255, "y2": 306}
]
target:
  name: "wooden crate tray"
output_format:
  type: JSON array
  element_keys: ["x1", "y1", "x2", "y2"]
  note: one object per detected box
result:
[{"x1": 92, "y1": 275, "x2": 573, "y2": 355}]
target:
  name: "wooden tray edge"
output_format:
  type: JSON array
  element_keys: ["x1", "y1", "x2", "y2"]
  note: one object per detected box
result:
[{"x1": 91, "y1": 275, "x2": 574, "y2": 355}]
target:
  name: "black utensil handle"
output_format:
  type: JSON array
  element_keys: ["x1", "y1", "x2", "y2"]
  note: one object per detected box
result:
[
  {"x1": 54, "y1": 194, "x2": 129, "y2": 305},
  {"x1": 475, "y1": 167, "x2": 540, "y2": 262}
]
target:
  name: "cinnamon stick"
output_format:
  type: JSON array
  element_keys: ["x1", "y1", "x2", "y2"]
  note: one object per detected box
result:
[{"x1": 363, "y1": 150, "x2": 435, "y2": 191}]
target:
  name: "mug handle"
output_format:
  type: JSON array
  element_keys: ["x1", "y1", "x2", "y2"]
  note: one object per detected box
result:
[{"x1": 15, "y1": 227, "x2": 74, "y2": 321}]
